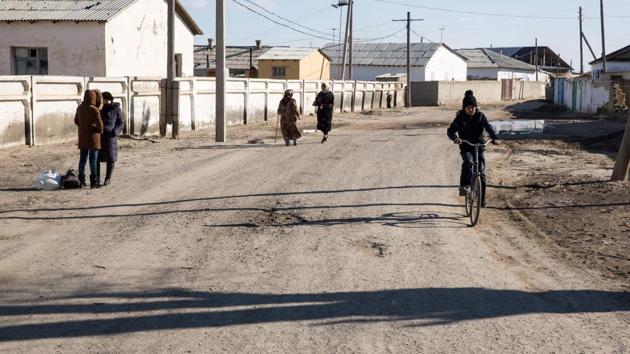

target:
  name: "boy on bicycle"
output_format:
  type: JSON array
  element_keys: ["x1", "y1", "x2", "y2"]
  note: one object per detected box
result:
[{"x1": 447, "y1": 93, "x2": 499, "y2": 207}]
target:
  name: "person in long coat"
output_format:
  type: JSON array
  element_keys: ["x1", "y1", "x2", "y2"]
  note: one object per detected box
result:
[
  {"x1": 74, "y1": 89, "x2": 103, "y2": 188},
  {"x1": 313, "y1": 83, "x2": 334, "y2": 143},
  {"x1": 97, "y1": 91, "x2": 124, "y2": 186},
  {"x1": 277, "y1": 89, "x2": 301, "y2": 146}
]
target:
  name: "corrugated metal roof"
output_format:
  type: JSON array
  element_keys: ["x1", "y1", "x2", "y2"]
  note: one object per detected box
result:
[
  {"x1": 0, "y1": 0, "x2": 136, "y2": 21},
  {"x1": 322, "y1": 42, "x2": 449, "y2": 67},
  {"x1": 257, "y1": 47, "x2": 327, "y2": 61},
  {"x1": 194, "y1": 45, "x2": 272, "y2": 70},
  {"x1": 0, "y1": 0, "x2": 203, "y2": 34},
  {"x1": 457, "y1": 48, "x2": 536, "y2": 71},
  {"x1": 590, "y1": 44, "x2": 630, "y2": 64}
]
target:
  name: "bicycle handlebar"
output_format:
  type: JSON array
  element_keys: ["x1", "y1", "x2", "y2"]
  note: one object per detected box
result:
[{"x1": 460, "y1": 140, "x2": 491, "y2": 147}]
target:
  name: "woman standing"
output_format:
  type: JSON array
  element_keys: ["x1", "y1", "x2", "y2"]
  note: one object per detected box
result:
[
  {"x1": 277, "y1": 89, "x2": 301, "y2": 146},
  {"x1": 97, "y1": 91, "x2": 124, "y2": 186},
  {"x1": 74, "y1": 90, "x2": 103, "y2": 188},
  {"x1": 314, "y1": 83, "x2": 334, "y2": 143}
]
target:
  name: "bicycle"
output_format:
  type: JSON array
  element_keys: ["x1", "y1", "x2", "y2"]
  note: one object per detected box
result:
[{"x1": 460, "y1": 140, "x2": 491, "y2": 227}]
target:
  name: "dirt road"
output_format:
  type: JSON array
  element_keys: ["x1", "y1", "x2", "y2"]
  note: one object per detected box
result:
[{"x1": 1, "y1": 108, "x2": 629, "y2": 353}]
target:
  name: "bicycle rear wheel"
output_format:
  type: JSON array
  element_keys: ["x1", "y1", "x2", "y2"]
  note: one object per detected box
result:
[{"x1": 469, "y1": 176, "x2": 482, "y2": 226}]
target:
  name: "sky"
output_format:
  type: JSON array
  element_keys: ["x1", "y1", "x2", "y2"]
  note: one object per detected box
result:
[{"x1": 180, "y1": 0, "x2": 630, "y2": 71}]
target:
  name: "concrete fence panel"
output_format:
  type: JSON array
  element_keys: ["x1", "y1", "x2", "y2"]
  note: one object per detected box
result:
[
  {"x1": 86, "y1": 77, "x2": 130, "y2": 134},
  {"x1": 0, "y1": 76, "x2": 31, "y2": 148},
  {"x1": 32, "y1": 76, "x2": 84, "y2": 145},
  {"x1": 129, "y1": 77, "x2": 162, "y2": 136},
  {"x1": 194, "y1": 78, "x2": 215, "y2": 129}
]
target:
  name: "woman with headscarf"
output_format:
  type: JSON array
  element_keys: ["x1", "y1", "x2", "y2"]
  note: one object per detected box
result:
[
  {"x1": 277, "y1": 89, "x2": 301, "y2": 146},
  {"x1": 313, "y1": 83, "x2": 334, "y2": 143},
  {"x1": 97, "y1": 91, "x2": 124, "y2": 186},
  {"x1": 74, "y1": 89, "x2": 103, "y2": 188}
]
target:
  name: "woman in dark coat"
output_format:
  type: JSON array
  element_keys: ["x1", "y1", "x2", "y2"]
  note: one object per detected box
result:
[
  {"x1": 74, "y1": 89, "x2": 103, "y2": 188},
  {"x1": 97, "y1": 91, "x2": 124, "y2": 186},
  {"x1": 313, "y1": 83, "x2": 334, "y2": 143},
  {"x1": 277, "y1": 89, "x2": 301, "y2": 146}
]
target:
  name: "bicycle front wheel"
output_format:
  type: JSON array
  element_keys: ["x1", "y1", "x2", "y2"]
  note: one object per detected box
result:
[{"x1": 469, "y1": 176, "x2": 482, "y2": 226}]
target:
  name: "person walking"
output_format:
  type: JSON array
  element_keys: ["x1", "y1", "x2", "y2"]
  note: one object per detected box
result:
[
  {"x1": 74, "y1": 89, "x2": 103, "y2": 188},
  {"x1": 97, "y1": 91, "x2": 124, "y2": 186},
  {"x1": 314, "y1": 83, "x2": 334, "y2": 143},
  {"x1": 277, "y1": 89, "x2": 301, "y2": 146}
]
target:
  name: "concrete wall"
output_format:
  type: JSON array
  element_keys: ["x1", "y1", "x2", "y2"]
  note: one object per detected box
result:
[
  {"x1": 0, "y1": 76, "x2": 403, "y2": 148},
  {"x1": 553, "y1": 79, "x2": 614, "y2": 113},
  {"x1": 105, "y1": 0, "x2": 195, "y2": 77},
  {"x1": 299, "y1": 51, "x2": 331, "y2": 80},
  {"x1": 468, "y1": 68, "x2": 547, "y2": 82},
  {"x1": 411, "y1": 80, "x2": 546, "y2": 106},
  {"x1": 425, "y1": 46, "x2": 467, "y2": 81},
  {"x1": 591, "y1": 61, "x2": 630, "y2": 77},
  {"x1": 0, "y1": 22, "x2": 106, "y2": 76}
]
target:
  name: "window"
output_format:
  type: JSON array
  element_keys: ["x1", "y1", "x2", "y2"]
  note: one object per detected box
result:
[
  {"x1": 12, "y1": 47, "x2": 48, "y2": 75},
  {"x1": 272, "y1": 66, "x2": 287, "y2": 78}
]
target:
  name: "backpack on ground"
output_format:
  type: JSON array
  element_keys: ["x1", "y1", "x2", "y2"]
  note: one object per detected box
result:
[{"x1": 61, "y1": 169, "x2": 81, "y2": 189}]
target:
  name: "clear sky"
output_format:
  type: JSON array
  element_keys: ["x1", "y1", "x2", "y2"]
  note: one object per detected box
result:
[{"x1": 180, "y1": 0, "x2": 630, "y2": 71}]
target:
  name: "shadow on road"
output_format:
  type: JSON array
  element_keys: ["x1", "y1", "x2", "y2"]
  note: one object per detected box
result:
[{"x1": 0, "y1": 288, "x2": 628, "y2": 341}]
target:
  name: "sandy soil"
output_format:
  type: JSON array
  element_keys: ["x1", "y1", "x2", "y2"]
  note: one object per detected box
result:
[{"x1": 0, "y1": 103, "x2": 628, "y2": 353}]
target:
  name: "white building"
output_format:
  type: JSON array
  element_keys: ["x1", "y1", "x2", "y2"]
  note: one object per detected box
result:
[
  {"x1": 0, "y1": 0, "x2": 203, "y2": 77},
  {"x1": 322, "y1": 43, "x2": 468, "y2": 81},
  {"x1": 457, "y1": 48, "x2": 548, "y2": 81},
  {"x1": 591, "y1": 44, "x2": 630, "y2": 80}
]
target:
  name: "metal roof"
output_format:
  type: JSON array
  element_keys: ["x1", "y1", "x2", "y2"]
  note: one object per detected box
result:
[
  {"x1": 485, "y1": 46, "x2": 572, "y2": 69},
  {"x1": 321, "y1": 42, "x2": 464, "y2": 67},
  {"x1": 590, "y1": 44, "x2": 630, "y2": 64},
  {"x1": 457, "y1": 49, "x2": 536, "y2": 71},
  {"x1": 194, "y1": 45, "x2": 272, "y2": 70},
  {"x1": 257, "y1": 47, "x2": 330, "y2": 61},
  {"x1": 0, "y1": 0, "x2": 203, "y2": 34}
]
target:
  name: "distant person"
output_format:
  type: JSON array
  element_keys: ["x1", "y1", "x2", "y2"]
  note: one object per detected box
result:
[
  {"x1": 277, "y1": 89, "x2": 301, "y2": 146},
  {"x1": 97, "y1": 91, "x2": 124, "y2": 186},
  {"x1": 314, "y1": 83, "x2": 334, "y2": 143},
  {"x1": 386, "y1": 92, "x2": 393, "y2": 108},
  {"x1": 447, "y1": 92, "x2": 499, "y2": 207},
  {"x1": 74, "y1": 90, "x2": 103, "y2": 188}
]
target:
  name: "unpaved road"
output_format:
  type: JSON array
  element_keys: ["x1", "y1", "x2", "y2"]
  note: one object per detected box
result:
[{"x1": 1, "y1": 109, "x2": 629, "y2": 353}]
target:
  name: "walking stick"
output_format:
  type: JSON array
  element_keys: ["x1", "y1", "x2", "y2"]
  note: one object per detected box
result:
[{"x1": 274, "y1": 114, "x2": 280, "y2": 144}]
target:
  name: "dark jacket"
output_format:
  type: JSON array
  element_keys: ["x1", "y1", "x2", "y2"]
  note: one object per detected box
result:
[
  {"x1": 99, "y1": 102, "x2": 124, "y2": 162},
  {"x1": 74, "y1": 90, "x2": 103, "y2": 150},
  {"x1": 447, "y1": 110, "x2": 498, "y2": 151},
  {"x1": 314, "y1": 91, "x2": 334, "y2": 133}
]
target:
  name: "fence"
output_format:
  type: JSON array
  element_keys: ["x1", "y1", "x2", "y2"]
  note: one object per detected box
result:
[
  {"x1": 552, "y1": 79, "x2": 630, "y2": 114},
  {"x1": 0, "y1": 76, "x2": 404, "y2": 148},
  {"x1": 410, "y1": 80, "x2": 547, "y2": 106}
]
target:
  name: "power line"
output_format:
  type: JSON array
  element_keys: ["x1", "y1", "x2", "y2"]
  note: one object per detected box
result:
[
  {"x1": 239, "y1": 0, "x2": 332, "y2": 37},
  {"x1": 371, "y1": 0, "x2": 630, "y2": 19},
  {"x1": 231, "y1": 0, "x2": 332, "y2": 40}
]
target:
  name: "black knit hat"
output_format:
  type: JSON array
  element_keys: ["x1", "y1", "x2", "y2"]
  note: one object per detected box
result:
[
  {"x1": 463, "y1": 94, "x2": 477, "y2": 109},
  {"x1": 102, "y1": 91, "x2": 114, "y2": 101}
]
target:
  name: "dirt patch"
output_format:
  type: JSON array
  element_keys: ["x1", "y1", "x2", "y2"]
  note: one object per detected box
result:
[{"x1": 488, "y1": 131, "x2": 630, "y2": 285}]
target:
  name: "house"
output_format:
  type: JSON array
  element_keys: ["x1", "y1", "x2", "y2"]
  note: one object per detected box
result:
[
  {"x1": 484, "y1": 46, "x2": 572, "y2": 78},
  {"x1": 193, "y1": 41, "x2": 272, "y2": 78},
  {"x1": 0, "y1": 0, "x2": 203, "y2": 77},
  {"x1": 457, "y1": 48, "x2": 548, "y2": 81},
  {"x1": 590, "y1": 44, "x2": 630, "y2": 80},
  {"x1": 256, "y1": 47, "x2": 331, "y2": 80},
  {"x1": 322, "y1": 42, "x2": 468, "y2": 81}
]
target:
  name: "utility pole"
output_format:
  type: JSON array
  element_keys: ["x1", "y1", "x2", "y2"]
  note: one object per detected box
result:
[
  {"x1": 535, "y1": 38, "x2": 539, "y2": 81},
  {"x1": 216, "y1": 0, "x2": 226, "y2": 142},
  {"x1": 580, "y1": 6, "x2": 584, "y2": 74},
  {"x1": 331, "y1": 28, "x2": 336, "y2": 45},
  {"x1": 340, "y1": 0, "x2": 351, "y2": 80},
  {"x1": 600, "y1": 0, "x2": 607, "y2": 73},
  {"x1": 164, "y1": 0, "x2": 178, "y2": 138},
  {"x1": 439, "y1": 25, "x2": 446, "y2": 43},
  {"x1": 394, "y1": 12, "x2": 423, "y2": 107},
  {"x1": 348, "y1": 0, "x2": 354, "y2": 80}
]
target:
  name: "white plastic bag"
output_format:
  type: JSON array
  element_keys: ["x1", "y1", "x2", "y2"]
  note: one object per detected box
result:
[{"x1": 33, "y1": 170, "x2": 61, "y2": 191}]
